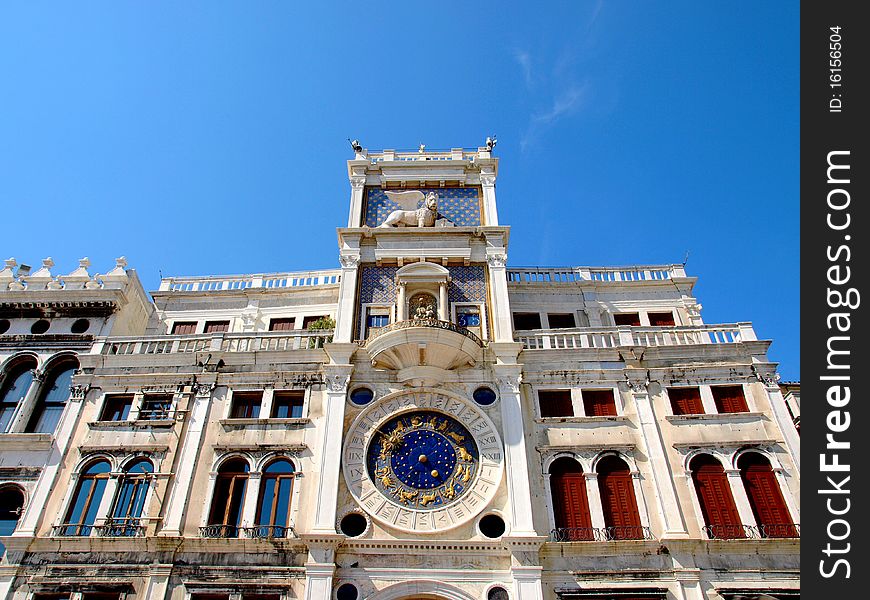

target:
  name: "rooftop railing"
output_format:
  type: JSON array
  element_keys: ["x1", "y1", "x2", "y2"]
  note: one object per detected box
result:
[
  {"x1": 98, "y1": 330, "x2": 333, "y2": 356},
  {"x1": 515, "y1": 323, "x2": 757, "y2": 350},
  {"x1": 507, "y1": 265, "x2": 687, "y2": 284},
  {"x1": 158, "y1": 269, "x2": 341, "y2": 292},
  {"x1": 365, "y1": 148, "x2": 482, "y2": 163}
]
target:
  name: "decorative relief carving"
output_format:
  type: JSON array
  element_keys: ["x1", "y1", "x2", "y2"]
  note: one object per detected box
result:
[
  {"x1": 379, "y1": 191, "x2": 439, "y2": 228},
  {"x1": 625, "y1": 373, "x2": 649, "y2": 394},
  {"x1": 486, "y1": 254, "x2": 507, "y2": 268},
  {"x1": 496, "y1": 374, "x2": 522, "y2": 394},
  {"x1": 350, "y1": 176, "x2": 367, "y2": 191},
  {"x1": 69, "y1": 384, "x2": 90, "y2": 401},
  {"x1": 339, "y1": 254, "x2": 361, "y2": 269},
  {"x1": 480, "y1": 174, "x2": 496, "y2": 187}
]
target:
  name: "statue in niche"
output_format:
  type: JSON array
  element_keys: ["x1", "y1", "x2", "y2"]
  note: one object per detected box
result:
[
  {"x1": 379, "y1": 191, "x2": 439, "y2": 228},
  {"x1": 409, "y1": 293, "x2": 437, "y2": 320}
]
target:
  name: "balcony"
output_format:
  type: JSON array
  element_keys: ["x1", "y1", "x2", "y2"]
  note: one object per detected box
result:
[
  {"x1": 363, "y1": 318, "x2": 483, "y2": 385},
  {"x1": 96, "y1": 518, "x2": 145, "y2": 537},
  {"x1": 516, "y1": 323, "x2": 757, "y2": 351},
  {"x1": 549, "y1": 526, "x2": 654, "y2": 542},
  {"x1": 98, "y1": 330, "x2": 333, "y2": 357},
  {"x1": 241, "y1": 525, "x2": 295, "y2": 539},
  {"x1": 199, "y1": 524, "x2": 240, "y2": 538},
  {"x1": 703, "y1": 523, "x2": 800, "y2": 540}
]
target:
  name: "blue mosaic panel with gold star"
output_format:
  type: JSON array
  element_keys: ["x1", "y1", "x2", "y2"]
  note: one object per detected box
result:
[
  {"x1": 447, "y1": 265, "x2": 487, "y2": 302},
  {"x1": 367, "y1": 411, "x2": 479, "y2": 511},
  {"x1": 364, "y1": 187, "x2": 482, "y2": 228}
]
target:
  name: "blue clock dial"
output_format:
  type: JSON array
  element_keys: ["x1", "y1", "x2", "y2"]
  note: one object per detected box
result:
[{"x1": 367, "y1": 411, "x2": 479, "y2": 510}]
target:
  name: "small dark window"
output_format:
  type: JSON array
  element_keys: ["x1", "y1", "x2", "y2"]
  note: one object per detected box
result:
[
  {"x1": 547, "y1": 313, "x2": 576, "y2": 329},
  {"x1": 0, "y1": 319, "x2": 11, "y2": 334},
  {"x1": 648, "y1": 311, "x2": 676, "y2": 326},
  {"x1": 349, "y1": 387, "x2": 374, "y2": 406},
  {"x1": 488, "y1": 587, "x2": 510, "y2": 600},
  {"x1": 613, "y1": 313, "x2": 641, "y2": 326},
  {"x1": 668, "y1": 387, "x2": 704, "y2": 415},
  {"x1": 32, "y1": 595, "x2": 72, "y2": 600},
  {"x1": 302, "y1": 315, "x2": 328, "y2": 329},
  {"x1": 269, "y1": 318, "x2": 296, "y2": 331},
  {"x1": 31, "y1": 319, "x2": 50, "y2": 334},
  {"x1": 513, "y1": 312, "x2": 542, "y2": 330},
  {"x1": 70, "y1": 318, "x2": 90, "y2": 333},
  {"x1": 204, "y1": 320, "x2": 230, "y2": 333},
  {"x1": 538, "y1": 389, "x2": 574, "y2": 418},
  {"x1": 230, "y1": 391, "x2": 262, "y2": 418},
  {"x1": 478, "y1": 514, "x2": 506, "y2": 538},
  {"x1": 472, "y1": 387, "x2": 497, "y2": 406},
  {"x1": 339, "y1": 512, "x2": 368, "y2": 537},
  {"x1": 190, "y1": 594, "x2": 230, "y2": 600},
  {"x1": 82, "y1": 594, "x2": 124, "y2": 600},
  {"x1": 272, "y1": 391, "x2": 304, "y2": 418},
  {"x1": 0, "y1": 486, "x2": 25, "y2": 555},
  {"x1": 712, "y1": 385, "x2": 749, "y2": 413},
  {"x1": 582, "y1": 389, "x2": 617, "y2": 417},
  {"x1": 171, "y1": 321, "x2": 197, "y2": 334},
  {"x1": 336, "y1": 584, "x2": 359, "y2": 600},
  {"x1": 139, "y1": 394, "x2": 173, "y2": 420},
  {"x1": 367, "y1": 313, "x2": 389, "y2": 329},
  {"x1": 100, "y1": 394, "x2": 133, "y2": 421}
]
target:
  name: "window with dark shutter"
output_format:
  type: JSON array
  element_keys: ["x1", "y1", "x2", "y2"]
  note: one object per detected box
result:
[
  {"x1": 513, "y1": 312, "x2": 542, "y2": 330},
  {"x1": 582, "y1": 389, "x2": 617, "y2": 417},
  {"x1": 230, "y1": 391, "x2": 262, "y2": 419},
  {"x1": 613, "y1": 313, "x2": 641, "y2": 326},
  {"x1": 269, "y1": 318, "x2": 296, "y2": 331},
  {"x1": 538, "y1": 390, "x2": 574, "y2": 418},
  {"x1": 272, "y1": 391, "x2": 304, "y2": 418},
  {"x1": 302, "y1": 315, "x2": 328, "y2": 329},
  {"x1": 171, "y1": 321, "x2": 197, "y2": 334},
  {"x1": 547, "y1": 313, "x2": 576, "y2": 329},
  {"x1": 667, "y1": 387, "x2": 704, "y2": 415},
  {"x1": 690, "y1": 454, "x2": 744, "y2": 539},
  {"x1": 550, "y1": 457, "x2": 593, "y2": 540},
  {"x1": 712, "y1": 385, "x2": 749, "y2": 413},
  {"x1": 597, "y1": 456, "x2": 642, "y2": 539},
  {"x1": 738, "y1": 453, "x2": 795, "y2": 538},
  {"x1": 204, "y1": 320, "x2": 230, "y2": 333},
  {"x1": 100, "y1": 394, "x2": 133, "y2": 421},
  {"x1": 648, "y1": 311, "x2": 676, "y2": 326}
]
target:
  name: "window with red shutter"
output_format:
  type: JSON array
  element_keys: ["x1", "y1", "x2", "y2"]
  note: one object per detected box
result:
[
  {"x1": 613, "y1": 313, "x2": 641, "y2": 326},
  {"x1": 596, "y1": 456, "x2": 642, "y2": 539},
  {"x1": 171, "y1": 321, "x2": 197, "y2": 335},
  {"x1": 204, "y1": 320, "x2": 230, "y2": 333},
  {"x1": 690, "y1": 454, "x2": 745, "y2": 539},
  {"x1": 738, "y1": 453, "x2": 795, "y2": 538},
  {"x1": 582, "y1": 389, "x2": 617, "y2": 417},
  {"x1": 538, "y1": 390, "x2": 574, "y2": 418},
  {"x1": 269, "y1": 318, "x2": 296, "y2": 331},
  {"x1": 648, "y1": 311, "x2": 676, "y2": 326},
  {"x1": 667, "y1": 387, "x2": 704, "y2": 415},
  {"x1": 712, "y1": 385, "x2": 749, "y2": 413},
  {"x1": 549, "y1": 457, "x2": 593, "y2": 540}
]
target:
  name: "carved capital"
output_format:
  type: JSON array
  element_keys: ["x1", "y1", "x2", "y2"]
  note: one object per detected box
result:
[
  {"x1": 496, "y1": 374, "x2": 522, "y2": 393},
  {"x1": 486, "y1": 253, "x2": 507, "y2": 268},
  {"x1": 339, "y1": 254, "x2": 361, "y2": 269},
  {"x1": 625, "y1": 373, "x2": 649, "y2": 394},
  {"x1": 322, "y1": 366, "x2": 353, "y2": 393},
  {"x1": 754, "y1": 368, "x2": 781, "y2": 388},
  {"x1": 69, "y1": 384, "x2": 90, "y2": 401},
  {"x1": 480, "y1": 174, "x2": 496, "y2": 187},
  {"x1": 350, "y1": 176, "x2": 366, "y2": 191},
  {"x1": 194, "y1": 381, "x2": 217, "y2": 398}
]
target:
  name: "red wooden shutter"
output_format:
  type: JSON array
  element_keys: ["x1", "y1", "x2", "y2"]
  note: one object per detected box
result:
[
  {"x1": 538, "y1": 390, "x2": 574, "y2": 417},
  {"x1": 269, "y1": 318, "x2": 295, "y2": 331},
  {"x1": 598, "y1": 458, "x2": 641, "y2": 539},
  {"x1": 550, "y1": 459, "x2": 593, "y2": 541},
  {"x1": 691, "y1": 456, "x2": 744, "y2": 538},
  {"x1": 614, "y1": 313, "x2": 641, "y2": 326},
  {"x1": 648, "y1": 311, "x2": 676, "y2": 326},
  {"x1": 171, "y1": 322, "x2": 197, "y2": 334},
  {"x1": 668, "y1": 387, "x2": 704, "y2": 415},
  {"x1": 740, "y1": 456, "x2": 793, "y2": 537},
  {"x1": 712, "y1": 385, "x2": 749, "y2": 413},
  {"x1": 583, "y1": 390, "x2": 617, "y2": 417}
]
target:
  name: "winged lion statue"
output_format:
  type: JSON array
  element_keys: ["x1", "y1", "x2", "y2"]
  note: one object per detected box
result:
[{"x1": 379, "y1": 191, "x2": 439, "y2": 228}]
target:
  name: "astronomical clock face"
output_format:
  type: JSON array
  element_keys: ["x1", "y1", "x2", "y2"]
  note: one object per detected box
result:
[{"x1": 343, "y1": 391, "x2": 504, "y2": 533}]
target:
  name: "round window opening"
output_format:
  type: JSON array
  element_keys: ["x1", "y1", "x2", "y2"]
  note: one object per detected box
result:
[
  {"x1": 479, "y1": 513, "x2": 506, "y2": 538},
  {"x1": 488, "y1": 587, "x2": 510, "y2": 600},
  {"x1": 349, "y1": 387, "x2": 374, "y2": 406},
  {"x1": 0, "y1": 320, "x2": 10, "y2": 335},
  {"x1": 71, "y1": 319, "x2": 90, "y2": 334},
  {"x1": 473, "y1": 386, "x2": 497, "y2": 406},
  {"x1": 336, "y1": 583, "x2": 358, "y2": 600},
  {"x1": 31, "y1": 320, "x2": 50, "y2": 334},
  {"x1": 339, "y1": 512, "x2": 368, "y2": 538}
]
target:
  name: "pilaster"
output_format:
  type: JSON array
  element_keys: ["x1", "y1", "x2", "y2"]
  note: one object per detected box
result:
[{"x1": 725, "y1": 469, "x2": 758, "y2": 528}]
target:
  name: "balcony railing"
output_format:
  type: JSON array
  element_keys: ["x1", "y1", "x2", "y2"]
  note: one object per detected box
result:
[
  {"x1": 52, "y1": 523, "x2": 94, "y2": 537},
  {"x1": 96, "y1": 518, "x2": 145, "y2": 537},
  {"x1": 242, "y1": 525, "x2": 294, "y2": 539},
  {"x1": 702, "y1": 523, "x2": 800, "y2": 539},
  {"x1": 550, "y1": 526, "x2": 654, "y2": 542},
  {"x1": 99, "y1": 330, "x2": 333, "y2": 356},
  {"x1": 200, "y1": 524, "x2": 240, "y2": 538},
  {"x1": 158, "y1": 269, "x2": 341, "y2": 292},
  {"x1": 507, "y1": 264, "x2": 686, "y2": 283},
  {"x1": 516, "y1": 324, "x2": 757, "y2": 350},
  {"x1": 363, "y1": 318, "x2": 484, "y2": 347}
]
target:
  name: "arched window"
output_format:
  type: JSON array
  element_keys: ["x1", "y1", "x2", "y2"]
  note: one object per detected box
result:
[
  {"x1": 690, "y1": 454, "x2": 745, "y2": 539},
  {"x1": 738, "y1": 453, "x2": 797, "y2": 538},
  {"x1": 108, "y1": 458, "x2": 153, "y2": 536},
  {"x1": 549, "y1": 457, "x2": 593, "y2": 541},
  {"x1": 596, "y1": 455, "x2": 643, "y2": 540},
  {"x1": 0, "y1": 360, "x2": 36, "y2": 432},
  {"x1": 26, "y1": 360, "x2": 77, "y2": 434},
  {"x1": 255, "y1": 458, "x2": 295, "y2": 538},
  {"x1": 61, "y1": 460, "x2": 111, "y2": 536},
  {"x1": 0, "y1": 486, "x2": 25, "y2": 555},
  {"x1": 206, "y1": 458, "x2": 249, "y2": 538}
]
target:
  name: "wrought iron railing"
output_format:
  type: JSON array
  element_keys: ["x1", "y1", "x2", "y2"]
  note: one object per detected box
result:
[
  {"x1": 52, "y1": 523, "x2": 94, "y2": 537},
  {"x1": 199, "y1": 524, "x2": 240, "y2": 538},
  {"x1": 549, "y1": 526, "x2": 654, "y2": 542},
  {"x1": 364, "y1": 318, "x2": 483, "y2": 346},
  {"x1": 702, "y1": 523, "x2": 800, "y2": 539},
  {"x1": 96, "y1": 518, "x2": 145, "y2": 537},
  {"x1": 242, "y1": 525, "x2": 293, "y2": 539}
]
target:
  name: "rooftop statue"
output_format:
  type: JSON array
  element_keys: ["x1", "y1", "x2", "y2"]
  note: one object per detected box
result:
[{"x1": 379, "y1": 191, "x2": 438, "y2": 227}]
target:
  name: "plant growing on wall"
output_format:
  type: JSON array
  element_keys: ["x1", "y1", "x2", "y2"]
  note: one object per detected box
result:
[{"x1": 307, "y1": 316, "x2": 335, "y2": 348}]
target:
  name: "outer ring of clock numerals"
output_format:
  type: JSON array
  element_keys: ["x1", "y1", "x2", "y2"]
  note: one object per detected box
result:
[{"x1": 342, "y1": 390, "x2": 505, "y2": 533}]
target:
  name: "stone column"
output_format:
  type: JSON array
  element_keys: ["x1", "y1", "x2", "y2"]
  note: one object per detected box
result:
[
  {"x1": 8, "y1": 369, "x2": 43, "y2": 432},
  {"x1": 486, "y1": 251, "x2": 513, "y2": 342},
  {"x1": 511, "y1": 566, "x2": 544, "y2": 600},
  {"x1": 759, "y1": 374, "x2": 801, "y2": 472},
  {"x1": 438, "y1": 281, "x2": 448, "y2": 321},
  {"x1": 584, "y1": 473, "x2": 606, "y2": 530},
  {"x1": 480, "y1": 172, "x2": 499, "y2": 225},
  {"x1": 347, "y1": 174, "x2": 367, "y2": 227},
  {"x1": 311, "y1": 352, "x2": 355, "y2": 533},
  {"x1": 625, "y1": 376, "x2": 689, "y2": 537},
  {"x1": 302, "y1": 537, "x2": 342, "y2": 600},
  {"x1": 493, "y1": 363, "x2": 536, "y2": 537},
  {"x1": 504, "y1": 539, "x2": 545, "y2": 600},
  {"x1": 140, "y1": 564, "x2": 172, "y2": 600},
  {"x1": 725, "y1": 469, "x2": 758, "y2": 529},
  {"x1": 160, "y1": 383, "x2": 215, "y2": 536},
  {"x1": 396, "y1": 282, "x2": 407, "y2": 321},
  {"x1": 240, "y1": 472, "x2": 262, "y2": 531},
  {"x1": 334, "y1": 255, "x2": 361, "y2": 344}
]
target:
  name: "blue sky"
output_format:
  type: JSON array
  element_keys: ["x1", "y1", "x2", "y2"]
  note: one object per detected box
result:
[{"x1": 0, "y1": 2, "x2": 799, "y2": 379}]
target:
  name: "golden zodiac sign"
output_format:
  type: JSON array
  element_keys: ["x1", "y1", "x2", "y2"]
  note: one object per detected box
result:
[
  {"x1": 456, "y1": 446, "x2": 473, "y2": 462},
  {"x1": 375, "y1": 466, "x2": 393, "y2": 488},
  {"x1": 393, "y1": 488, "x2": 418, "y2": 504},
  {"x1": 441, "y1": 480, "x2": 456, "y2": 499},
  {"x1": 420, "y1": 491, "x2": 438, "y2": 506},
  {"x1": 446, "y1": 431, "x2": 465, "y2": 444},
  {"x1": 460, "y1": 464, "x2": 472, "y2": 483},
  {"x1": 437, "y1": 419, "x2": 449, "y2": 432},
  {"x1": 410, "y1": 415, "x2": 423, "y2": 427},
  {"x1": 427, "y1": 415, "x2": 439, "y2": 428},
  {"x1": 381, "y1": 429, "x2": 404, "y2": 454}
]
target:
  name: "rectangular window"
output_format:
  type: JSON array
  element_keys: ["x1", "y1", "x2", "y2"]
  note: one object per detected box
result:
[
  {"x1": 190, "y1": 595, "x2": 231, "y2": 600},
  {"x1": 230, "y1": 391, "x2": 263, "y2": 419},
  {"x1": 272, "y1": 391, "x2": 304, "y2": 418},
  {"x1": 538, "y1": 389, "x2": 574, "y2": 418},
  {"x1": 613, "y1": 312, "x2": 641, "y2": 326},
  {"x1": 269, "y1": 318, "x2": 296, "y2": 331},
  {"x1": 456, "y1": 305, "x2": 483, "y2": 339},
  {"x1": 82, "y1": 594, "x2": 124, "y2": 600},
  {"x1": 547, "y1": 313, "x2": 576, "y2": 329},
  {"x1": 139, "y1": 394, "x2": 173, "y2": 420},
  {"x1": 668, "y1": 387, "x2": 704, "y2": 415},
  {"x1": 648, "y1": 311, "x2": 676, "y2": 326},
  {"x1": 582, "y1": 389, "x2": 618, "y2": 417},
  {"x1": 302, "y1": 315, "x2": 328, "y2": 329},
  {"x1": 513, "y1": 312, "x2": 542, "y2": 330},
  {"x1": 32, "y1": 595, "x2": 71, "y2": 600},
  {"x1": 100, "y1": 394, "x2": 133, "y2": 421},
  {"x1": 365, "y1": 307, "x2": 391, "y2": 338},
  {"x1": 171, "y1": 321, "x2": 198, "y2": 334},
  {"x1": 204, "y1": 320, "x2": 230, "y2": 333},
  {"x1": 712, "y1": 385, "x2": 749, "y2": 413}
]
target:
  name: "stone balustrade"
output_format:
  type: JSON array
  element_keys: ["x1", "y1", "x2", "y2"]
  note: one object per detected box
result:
[
  {"x1": 507, "y1": 264, "x2": 687, "y2": 283},
  {"x1": 515, "y1": 323, "x2": 757, "y2": 350},
  {"x1": 366, "y1": 148, "x2": 482, "y2": 163},
  {"x1": 158, "y1": 269, "x2": 341, "y2": 292},
  {"x1": 0, "y1": 256, "x2": 131, "y2": 291},
  {"x1": 97, "y1": 330, "x2": 334, "y2": 356}
]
